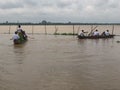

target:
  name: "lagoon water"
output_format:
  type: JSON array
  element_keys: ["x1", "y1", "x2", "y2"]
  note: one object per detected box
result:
[
  {"x1": 0, "y1": 25, "x2": 120, "y2": 90},
  {"x1": 0, "y1": 25, "x2": 120, "y2": 35}
]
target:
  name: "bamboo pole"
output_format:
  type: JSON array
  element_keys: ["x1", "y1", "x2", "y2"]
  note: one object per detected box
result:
[
  {"x1": 91, "y1": 25, "x2": 93, "y2": 31},
  {"x1": 32, "y1": 25, "x2": 34, "y2": 34},
  {"x1": 73, "y1": 25, "x2": 75, "y2": 35},
  {"x1": 77, "y1": 25, "x2": 80, "y2": 34},
  {"x1": 45, "y1": 24, "x2": 47, "y2": 35},
  {"x1": 54, "y1": 25, "x2": 58, "y2": 34},
  {"x1": 88, "y1": 25, "x2": 98, "y2": 36},
  {"x1": 112, "y1": 25, "x2": 114, "y2": 35},
  {"x1": 8, "y1": 25, "x2": 11, "y2": 34},
  {"x1": 92, "y1": 25, "x2": 98, "y2": 31}
]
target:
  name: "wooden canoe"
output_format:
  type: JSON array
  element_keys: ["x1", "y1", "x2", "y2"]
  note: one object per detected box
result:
[
  {"x1": 77, "y1": 35, "x2": 115, "y2": 39},
  {"x1": 14, "y1": 38, "x2": 28, "y2": 44}
]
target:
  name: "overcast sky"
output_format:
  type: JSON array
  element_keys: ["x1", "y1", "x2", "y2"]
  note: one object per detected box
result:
[{"x1": 0, "y1": 0, "x2": 120, "y2": 23}]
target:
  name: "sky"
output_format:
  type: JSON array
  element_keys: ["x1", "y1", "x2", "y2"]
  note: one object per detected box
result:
[{"x1": 0, "y1": 0, "x2": 120, "y2": 23}]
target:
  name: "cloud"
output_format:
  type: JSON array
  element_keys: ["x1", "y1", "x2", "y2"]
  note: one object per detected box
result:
[
  {"x1": 0, "y1": 1, "x2": 23, "y2": 9},
  {"x1": 0, "y1": 0, "x2": 120, "y2": 23}
]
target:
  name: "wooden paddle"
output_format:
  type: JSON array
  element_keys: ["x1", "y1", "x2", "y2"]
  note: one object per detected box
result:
[
  {"x1": 28, "y1": 36, "x2": 34, "y2": 39},
  {"x1": 88, "y1": 25, "x2": 98, "y2": 36}
]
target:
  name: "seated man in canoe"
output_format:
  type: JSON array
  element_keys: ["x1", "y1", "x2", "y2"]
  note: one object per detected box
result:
[
  {"x1": 16, "y1": 25, "x2": 28, "y2": 42},
  {"x1": 78, "y1": 29, "x2": 114, "y2": 39},
  {"x1": 93, "y1": 29, "x2": 99, "y2": 36},
  {"x1": 101, "y1": 30, "x2": 110, "y2": 36},
  {"x1": 11, "y1": 31, "x2": 20, "y2": 42},
  {"x1": 78, "y1": 30, "x2": 88, "y2": 37}
]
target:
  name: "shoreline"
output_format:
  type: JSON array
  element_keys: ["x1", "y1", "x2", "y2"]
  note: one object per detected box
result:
[{"x1": 0, "y1": 23, "x2": 120, "y2": 25}]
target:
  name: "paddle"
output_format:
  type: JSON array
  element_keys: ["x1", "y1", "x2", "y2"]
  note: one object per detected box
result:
[
  {"x1": 10, "y1": 38, "x2": 13, "y2": 40},
  {"x1": 28, "y1": 36, "x2": 34, "y2": 39},
  {"x1": 88, "y1": 25, "x2": 98, "y2": 36}
]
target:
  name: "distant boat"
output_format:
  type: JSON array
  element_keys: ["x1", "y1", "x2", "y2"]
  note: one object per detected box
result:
[{"x1": 77, "y1": 35, "x2": 115, "y2": 39}]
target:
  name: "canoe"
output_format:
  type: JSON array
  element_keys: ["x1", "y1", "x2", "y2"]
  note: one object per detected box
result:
[
  {"x1": 77, "y1": 35, "x2": 115, "y2": 39},
  {"x1": 14, "y1": 31, "x2": 28, "y2": 44},
  {"x1": 13, "y1": 37, "x2": 28, "y2": 44},
  {"x1": 14, "y1": 39, "x2": 27, "y2": 44},
  {"x1": 14, "y1": 38, "x2": 27, "y2": 44}
]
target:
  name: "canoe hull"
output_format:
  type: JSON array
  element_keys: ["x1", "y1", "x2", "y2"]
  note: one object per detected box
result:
[
  {"x1": 13, "y1": 39, "x2": 27, "y2": 44},
  {"x1": 78, "y1": 35, "x2": 115, "y2": 39}
]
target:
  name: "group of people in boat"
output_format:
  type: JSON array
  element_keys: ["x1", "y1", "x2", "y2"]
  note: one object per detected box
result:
[
  {"x1": 78, "y1": 29, "x2": 110, "y2": 37},
  {"x1": 12, "y1": 25, "x2": 27, "y2": 42}
]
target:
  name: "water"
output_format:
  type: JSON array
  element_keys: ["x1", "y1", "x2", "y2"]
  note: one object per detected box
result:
[
  {"x1": 0, "y1": 34, "x2": 120, "y2": 90},
  {"x1": 0, "y1": 25, "x2": 120, "y2": 35}
]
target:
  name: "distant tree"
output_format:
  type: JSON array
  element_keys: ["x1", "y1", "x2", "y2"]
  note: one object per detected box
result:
[
  {"x1": 6, "y1": 21, "x2": 8, "y2": 24},
  {"x1": 47, "y1": 22, "x2": 51, "y2": 24},
  {"x1": 41, "y1": 20, "x2": 47, "y2": 24},
  {"x1": 68, "y1": 21, "x2": 71, "y2": 24}
]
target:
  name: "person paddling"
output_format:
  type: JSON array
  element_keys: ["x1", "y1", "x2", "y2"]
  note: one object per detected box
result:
[
  {"x1": 101, "y1": 30, "x2": 110, "y2": 36},
  {"x1": 17, "y1": 25, "x2": 23, "y2": 33},
  {"x1": 78, "y1": 30, "x2": 88, "y2": 36},
  {"x1": 93, "y1": 29, "x2": 99, "y2": 36},
  {"x1": 16, "y1": 25, "x2": 25, "y2": 41},
  {"x1": 12, "y1": 31, "x2": 20, "y2": 41},
  {"x1": 105, "y1": 30, "x2": 110, "y2": 36}
]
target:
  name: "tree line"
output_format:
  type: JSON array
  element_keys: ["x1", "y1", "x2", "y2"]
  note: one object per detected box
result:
[{"x1": 0, "y1": 20, "x2": 120, "y2": 25}]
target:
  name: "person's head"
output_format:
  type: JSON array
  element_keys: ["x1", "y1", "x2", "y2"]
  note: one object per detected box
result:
[
  {"x1": 107, "y1": 30, "x2": 109, "y2": 32},
  {"x1": 18, "y1": 25, "x2": 21, "y2": 28},
  {"x1": 96, "y1": 29, "x2": 98, "y2": 31},
  {"x1": 82, "y1": 30, "x2": 84, "y2": 32},
  {"x1": 15, "y1": 31, "x2": 18, "y2": 34}
]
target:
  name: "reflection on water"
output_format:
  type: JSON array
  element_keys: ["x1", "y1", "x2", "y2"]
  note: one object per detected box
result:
[{"x1": 0, "y1": 34, "x2": 120, "y2": 90}]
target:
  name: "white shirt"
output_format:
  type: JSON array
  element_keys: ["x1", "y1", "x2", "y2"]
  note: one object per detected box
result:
[
  {"x1": 93, "y1": 31, "x2": 99, "y2": 36},
  {"x1": 78, "y1": 31, "x2": 84, "y2": 36},
  {"x1": 12, "y1": 34, "x2": 20, "y2": 40},
  {"x1": 17, "y1": 28, "x2": 22, "y2": 33},
  {"x1": 105, "y1": 31, "x2": 110, "y2": 36}
]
